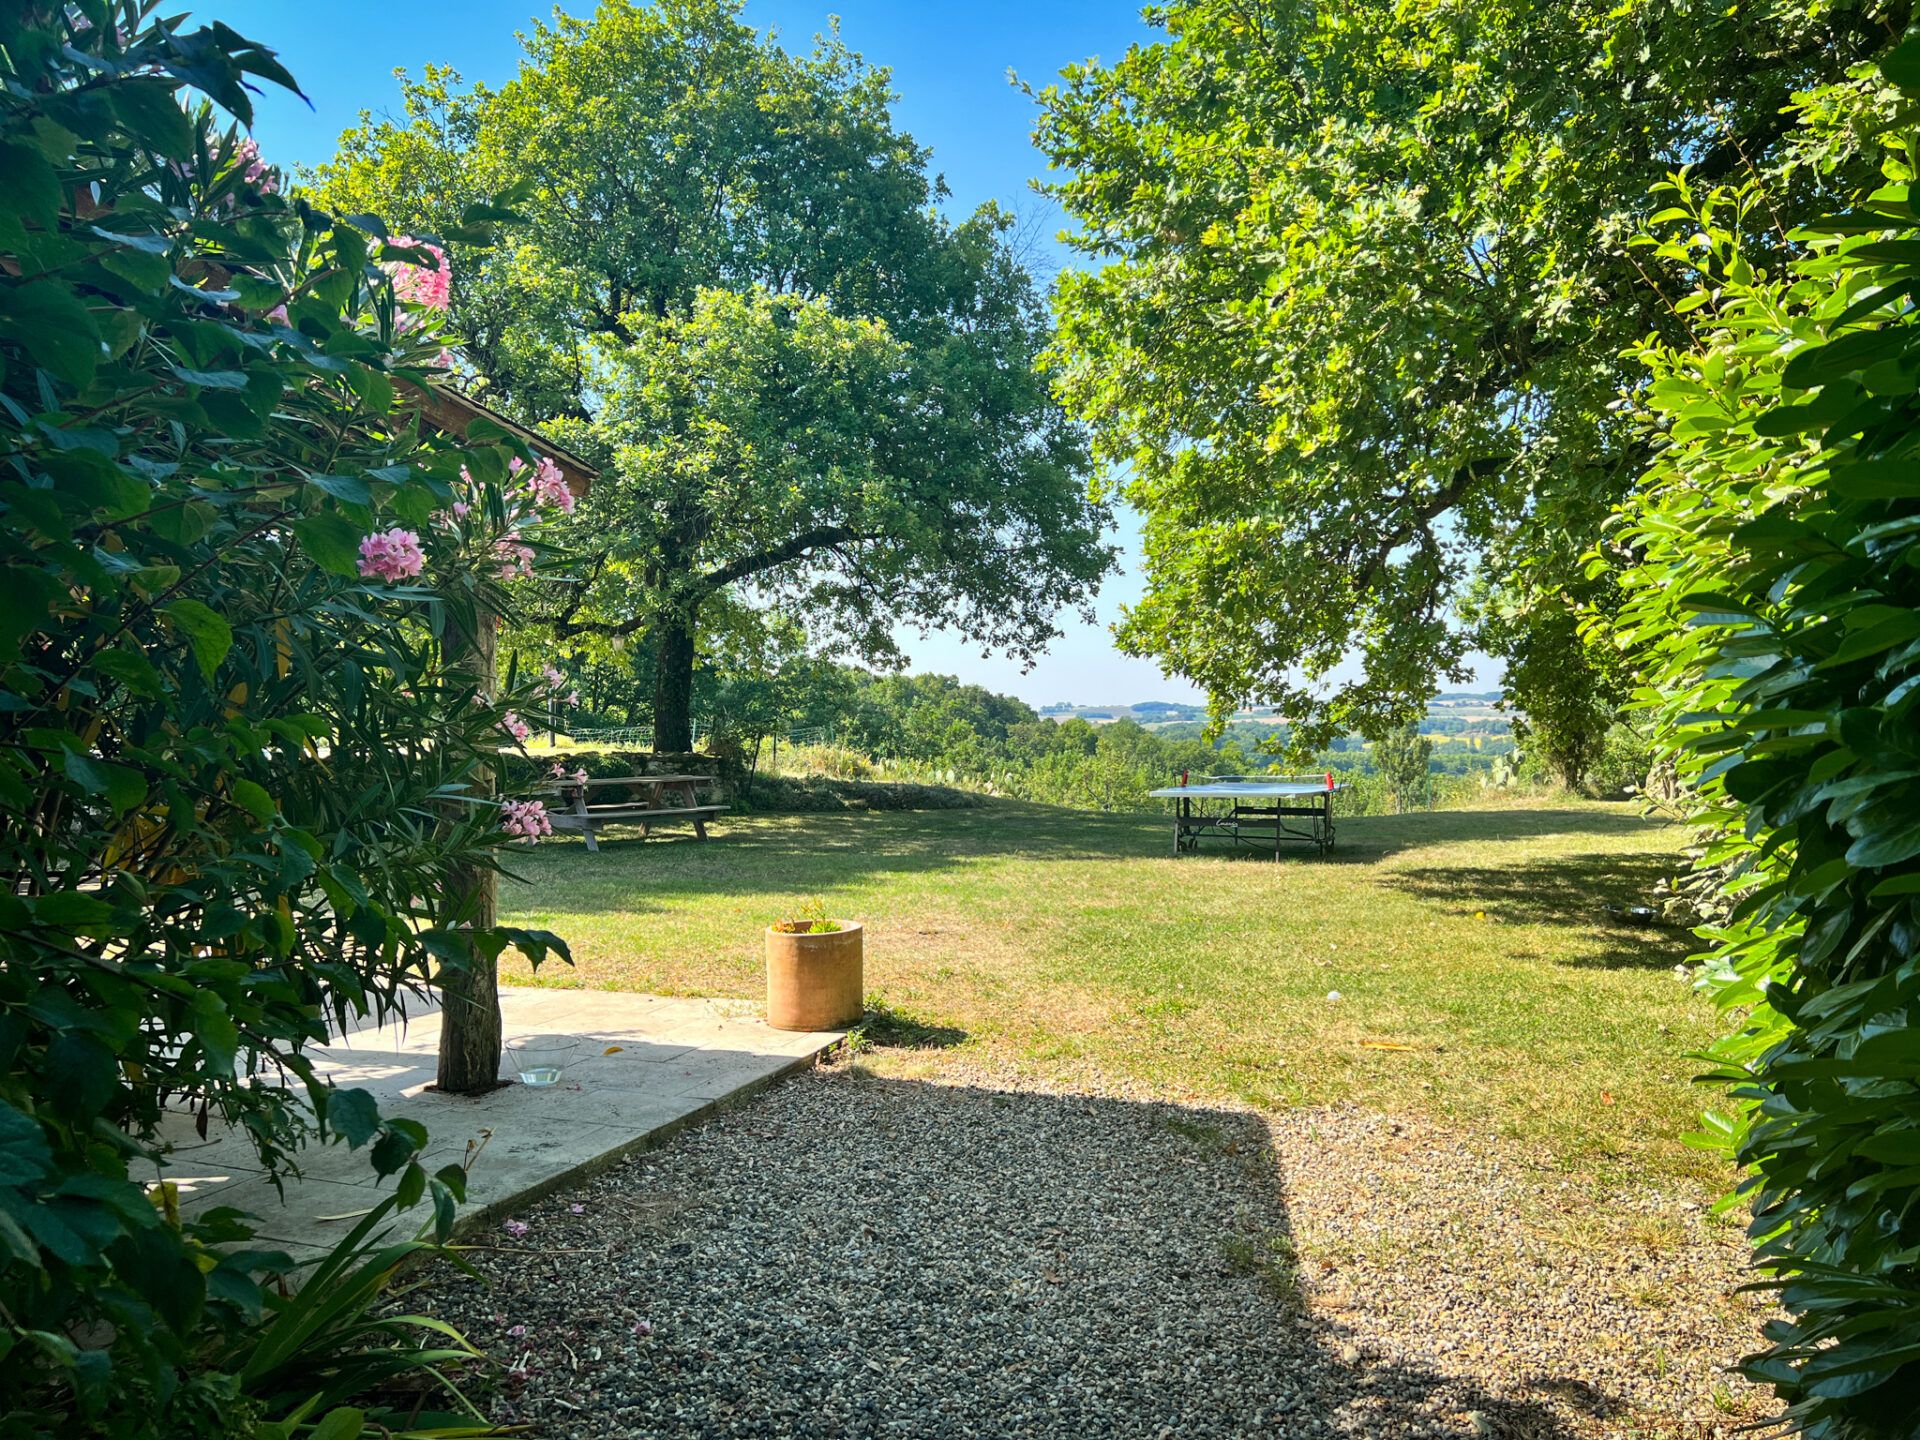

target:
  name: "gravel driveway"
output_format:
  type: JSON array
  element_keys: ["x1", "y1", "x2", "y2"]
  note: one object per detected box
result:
[{"x1": 419, "y1": 1059, "x2": 1771, "y2": 1439}]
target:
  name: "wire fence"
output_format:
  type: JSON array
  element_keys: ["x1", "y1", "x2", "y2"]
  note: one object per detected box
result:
[{"x1": 557, "y1": 721, "x2": 840, "y2": 750}]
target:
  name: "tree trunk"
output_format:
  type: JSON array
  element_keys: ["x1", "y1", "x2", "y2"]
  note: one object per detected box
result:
[
  {"x1": 438, "y1": 605, "x2": 502, "y2": 1094},
  {"x1": 653, "y1": 607, "x2": 697, "y2": 752}
]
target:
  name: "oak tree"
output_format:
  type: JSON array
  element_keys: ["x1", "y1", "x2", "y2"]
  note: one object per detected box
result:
[
  {"x1": 318, "y1": 0, "x2": 1111, "y2": 748},
  {"x1": 1033, "y1": 0, "x2": 1906, "y2": 744}
]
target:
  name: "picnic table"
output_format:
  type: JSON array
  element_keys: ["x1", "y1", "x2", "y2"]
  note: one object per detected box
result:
[
  {"x1": 541, "y1": 773, "x2": 726, "y2": 852},
  {"x1": 1146, "y1": 775, "x2": 1341, "y2": 859}
]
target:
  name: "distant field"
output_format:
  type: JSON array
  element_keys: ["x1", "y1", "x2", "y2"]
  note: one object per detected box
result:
[{"x1": 496, "y1": 797, "x2": 1726, "y2": 1196}]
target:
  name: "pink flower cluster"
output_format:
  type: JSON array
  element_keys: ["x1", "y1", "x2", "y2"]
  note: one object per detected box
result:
[
  {"x1": 511, "y1": 454, "x2": 575, "y2": 514},
  {"x1": 537, "y1": 665, "x2": 581, "y2": 705},
  {"x1": 386, "y1": 236, "x2": 451, "y2": 310},
  {"x1": 500, "y1": 711, "x2": 532, "y2": 743},
  {"x1": 356, "y1": 528, "x2": 424, "y2": 582},
  {"x1": 547, "y1": 760, "x2": 588, "y2": 785},
  {"x1": 500, "y1": 801, "x2": 550, "y2": 841},
  {"x1": 231, "y1": 137, "x2": 277, "y2": 195},
  {"x1": 495, "y1": 534, "x2": 536, "y2": 579}
]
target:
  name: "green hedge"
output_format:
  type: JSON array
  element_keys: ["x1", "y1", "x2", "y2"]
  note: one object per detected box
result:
[{"x1": 1614, "y1": 49, "x2": 1920, "y2": 1434}]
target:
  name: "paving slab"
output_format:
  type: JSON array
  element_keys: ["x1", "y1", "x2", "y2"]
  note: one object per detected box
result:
[{"x1": 153, "y1": 988, "x2": 842, "y2": 1258}]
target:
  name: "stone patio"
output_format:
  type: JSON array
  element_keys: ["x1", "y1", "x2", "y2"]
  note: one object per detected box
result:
[{"x1": 152, "y1": 987, "x2": 844, "y2": 1259}]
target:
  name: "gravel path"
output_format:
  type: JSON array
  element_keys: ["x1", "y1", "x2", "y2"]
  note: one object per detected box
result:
[{"x1": 420, "y1": 1059, "x2": 1772, "y2": 1439}]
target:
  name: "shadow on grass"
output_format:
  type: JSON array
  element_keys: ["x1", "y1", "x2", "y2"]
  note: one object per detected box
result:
[
  {"x1": 506, "y1": 801, "x2": 1670, "y2": 917},
  {"x1": 442, "y1": 1073, "x2": 1615, "y2": 1437},
  {"x1": 1381, "y1": 849, "x2": 1694, "y2": 969},
  {"x1": 849, "y1": 998, "x2": 968, "y2": 1050}
]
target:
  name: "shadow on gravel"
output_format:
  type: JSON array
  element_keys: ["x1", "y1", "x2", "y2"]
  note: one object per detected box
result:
[
  {"x1": 1378, "y1": 849, "x2": 1693, "y2": 970},
  {"x1": 425, "y1": 1073, "x2": 1613, "y2": 1438}
]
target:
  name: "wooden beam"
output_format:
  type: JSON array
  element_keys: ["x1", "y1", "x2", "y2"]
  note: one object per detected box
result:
[{"x1": 401, "y1": 379, "x2": 597, "y2": 499}]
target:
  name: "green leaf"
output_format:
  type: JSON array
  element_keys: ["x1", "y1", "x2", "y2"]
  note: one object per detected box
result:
[
  {"x1": 308, "y1": 474, "x2": 371, "y2": 506},
  {"x1": 394, "y1": 1159, "x2": 426, "y2": 1209},
  {"x1": 1782, "y1": 330, "x2": 1911, "y2": 390},
  {"x1": 327, "y1": 1088, "x2": 380, "y2": 1148},
  {"x1": 1828, "y1": 458, "x2": 1920, "y2": 500},
  {"x1": 42, "y1": 447, "x2": 149, "y2": 519},
  {"x1": 0, "y1": 567, "x2": 67, "y2": 658},
  {"x1": 62, "y1": 753, "x2": 147, "y2": 817},
  {"x1": 369, "y1": 1127, "x2": 416, "y2": 1178},
  {"x1": 0, "y1": 140, "x2": 60, "y2": 228},
  {"x1": 0, "y1": 1101, "x2": 52, "y2": 1188},
  {"x1": 294, "y1": 512, "x2": 366, "y2": 578},
  {"x1": 171, "y1": 366, "x2": 250, "y2": 390},
  {"x1": 229, "y1": 777, "x2": 275, "y2": 824},
  {"x1": 0, "y1": 282, "x2": 103, "y2": 388},
  {"x1": 107, "y1": 79, "x2": 195, "y2": 158},
  {"x1": 30, "y1": 892, "x2": 116, "y2": 929},
  {"x1": 161, "y1": 599, "x2": 232, "y2": 680},
  {"x1": 190, "y1": 992, "x2": 238, "y2": 1078},
  {"x1": 308, "y1": 1408, "x2": 367, "y2": 1440},
  {"x1": 45, "y1": 1035, "x2": 118, "y2": 1119},
  {"x1": 93, "y1": 647, "x2": 164, "y2": 698},
  {"x1": 347, "y1": 364, "x2": 394, "y2": 413}
]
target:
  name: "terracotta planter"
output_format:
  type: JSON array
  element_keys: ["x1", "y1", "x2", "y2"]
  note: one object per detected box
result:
[{"x1": 765, "y1": 922, "x2": 863, "y2": 1031}]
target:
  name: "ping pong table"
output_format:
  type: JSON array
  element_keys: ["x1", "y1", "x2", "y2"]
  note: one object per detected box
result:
[{"x1": 1147, "y1": 775, "x2": 1341, "y2": 858}]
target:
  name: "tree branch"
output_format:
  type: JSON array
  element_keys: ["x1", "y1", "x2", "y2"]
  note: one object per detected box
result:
[{"x1": 699, "y1": 525, "x2": 880, "y2": 590}]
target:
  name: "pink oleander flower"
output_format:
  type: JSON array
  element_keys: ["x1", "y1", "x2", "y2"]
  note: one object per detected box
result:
[
  {"x1": 430, "y1": 496, "x2": 474, "y2": 529},
  {"x1": 265, "y1": 303, "x2": 289, "y2": 325},
  {"x1": 502, "y1": 1218, "x2": 530, "y2": 1238},
  {"x1": 546, "y1": 760, "x2": 589, "y2": 785},
  {"x1": 230, "y1": 136, "x2": 278, "y2": 195},
  {"x1": 432, "y1": 346, "x2": 454, "y2": 368},
  {"x1": 525, "y1": 454, "x2": 574, "y2": 513},
  {"x1": 356, "y1": 528, "x2": 424, "y2": 582},
  {"x1": 495, "y1": 534, "x2": 536, "y2": 579},
  {"x1": 502, "y1": 801, "x2": 549, "y2": 842},
  {"x1": 386, "y1": 235, "x2": 451, "y2": 310},
  {"x1": 500, "y1": 711, "x2": 532, "y2": 744},
  {"x1": 541, "y1": 664, "x2": 567, "y2": 692},
  {"x1": 567, "y1": 689, "x2": 581, "y2": 706}
]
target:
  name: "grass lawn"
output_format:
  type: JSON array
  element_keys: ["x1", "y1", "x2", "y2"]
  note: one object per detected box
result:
[{"x1": 497, "y1": 797, "x2": 1725, "y2": 1194}]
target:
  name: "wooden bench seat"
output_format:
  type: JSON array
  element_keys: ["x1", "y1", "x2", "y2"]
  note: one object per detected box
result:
[
  {"x1": 548, "y1": 805, "x2": 726, "y2": 823},
  {"x1": 539, "y1": 772, "x2": 725, "y2": 851}
]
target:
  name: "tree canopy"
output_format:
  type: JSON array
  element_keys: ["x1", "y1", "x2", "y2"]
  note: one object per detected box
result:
[
  {"x1": 1033, "y1": 0, "x2": 1906, "y2": 745},
  {"x1": 316, "y1": 0, "x2": 1112, "y2": 748}
]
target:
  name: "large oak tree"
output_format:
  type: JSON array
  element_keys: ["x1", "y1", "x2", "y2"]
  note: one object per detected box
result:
[
  {"x1": 1033, "y1": 0, "x2": 1906, "y2": 748},
  {"x1": 316, "y1": 0, "x2": 1110, "y2": 748}
]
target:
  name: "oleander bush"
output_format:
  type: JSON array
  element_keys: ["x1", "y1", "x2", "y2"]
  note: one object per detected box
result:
[
  {"x1": 1614, "y1": 42, "x2": 1920, "y2": 1436},
  {"x1": 0, "y1": 4, "x2": 566, "y2": 1434}
]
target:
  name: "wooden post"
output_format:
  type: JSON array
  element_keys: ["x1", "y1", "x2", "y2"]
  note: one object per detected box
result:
[{"x1": 438, "y1": 604, "x2": 502, "y2": 1094}]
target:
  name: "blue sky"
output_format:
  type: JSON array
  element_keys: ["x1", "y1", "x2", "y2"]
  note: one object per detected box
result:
[{"x1": 197, "y1": 1, "x2": 1495, "y2": 706}]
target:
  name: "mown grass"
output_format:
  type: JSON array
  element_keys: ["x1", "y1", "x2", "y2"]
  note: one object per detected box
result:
[{"x1": 496, "y1": 797, "x2": 1724, "y2": 1191}]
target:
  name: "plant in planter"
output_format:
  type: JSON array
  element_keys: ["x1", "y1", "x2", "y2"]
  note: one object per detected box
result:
[{"x1": 766, "y1": 898, "x2": 862, "y2": 1031}]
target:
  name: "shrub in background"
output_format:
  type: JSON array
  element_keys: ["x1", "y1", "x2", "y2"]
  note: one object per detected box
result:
[
  {"x1": 1613, "y1": 46, "x2": 1920, "y2": 1435},
  {"x1": 1, "y1": 4, "x2": 564, "y2": 1433}
]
